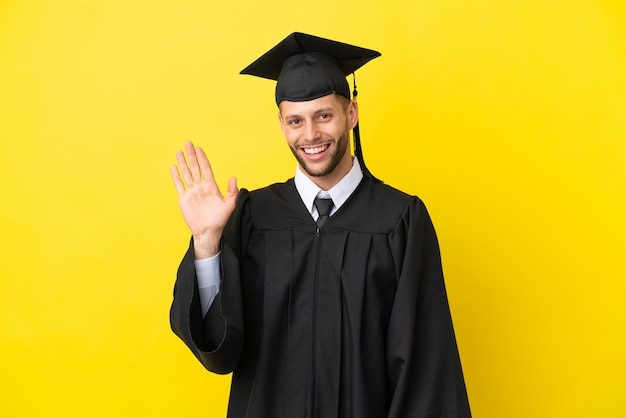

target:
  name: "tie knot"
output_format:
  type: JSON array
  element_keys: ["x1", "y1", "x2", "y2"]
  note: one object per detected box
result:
[{"x1": 314, "y1": 197, "x2": 334, "y2": 218}]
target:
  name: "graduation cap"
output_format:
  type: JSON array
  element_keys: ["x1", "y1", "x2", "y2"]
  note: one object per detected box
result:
[{"x1": 240, "y1": 32, "x2": 381, "y2": 181}]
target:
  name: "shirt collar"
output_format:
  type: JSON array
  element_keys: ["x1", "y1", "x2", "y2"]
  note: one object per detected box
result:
[{"x1": 294, "y1": 158, "x2": 363, "y2": 218}]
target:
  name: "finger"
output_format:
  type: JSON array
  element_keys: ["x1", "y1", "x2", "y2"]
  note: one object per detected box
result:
[
  {"x1": 170, "y1": 165, "x2": 186, "y2": 194},
  {"x1": 195, "y1": 146, "x2": 216, "y2": 185},
  {"x1": 185, "y1": 141, "x2": 202, "y2": 181},
  {"x1": 176, "y1": 149, "x2": 193, "y2": 186}
]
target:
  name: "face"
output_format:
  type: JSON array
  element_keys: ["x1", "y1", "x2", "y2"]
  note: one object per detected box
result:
[{"x1": 278, "y1": 94, "x2": 358, "y2": 187}]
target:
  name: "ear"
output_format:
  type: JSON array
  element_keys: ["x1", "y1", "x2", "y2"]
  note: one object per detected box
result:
[
  {"x1": 277, "y1": 110, "x2": 287, "y2": 137},
  {"x1": 347, "y1": 100, "x2": 359, "y2": 130}
]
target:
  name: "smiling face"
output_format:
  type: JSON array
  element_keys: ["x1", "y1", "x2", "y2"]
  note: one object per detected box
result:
[{"x1": 278, "y1": 94, "x2": 358, "y2": 190}]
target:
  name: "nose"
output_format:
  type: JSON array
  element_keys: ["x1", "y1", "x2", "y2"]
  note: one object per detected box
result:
[{"x1": 303, "y1": 121, "x2": 320, "y2": 142}]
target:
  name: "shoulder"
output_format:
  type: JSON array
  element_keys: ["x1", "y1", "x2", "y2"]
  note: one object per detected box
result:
[
  {"x1": 246, "y1": 179, "x2": 298, "y2": 208},
  {"x1": 368, "y1": 178, "x2": 418, "y2": 202},
  {"x1": 239, "y1": 179, "x2": 309, "y2": 229},
  {"x1": 333, "y1": 177, "x2": 427, "y2": 234},
  {"x1": 362, "y1": 177, "x2": 425, "y2": 212}
]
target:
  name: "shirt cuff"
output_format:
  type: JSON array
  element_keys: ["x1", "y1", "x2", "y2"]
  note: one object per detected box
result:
[{"x1": 194, "y1": 252, "x2": 221, "y2": 317}]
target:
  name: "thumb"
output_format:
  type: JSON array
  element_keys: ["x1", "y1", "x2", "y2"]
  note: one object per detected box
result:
[{"x1": 226, "y1": 176, "x2": 239, "y2": 200}]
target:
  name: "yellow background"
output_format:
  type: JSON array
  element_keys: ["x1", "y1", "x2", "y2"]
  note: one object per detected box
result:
[{"x1": 1, "y1": 0, "x2": 625, "y2": 417}]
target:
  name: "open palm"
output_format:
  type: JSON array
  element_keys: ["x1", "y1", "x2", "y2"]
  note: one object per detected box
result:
[{"x1": 171, "y1": 141, "x2": 238, "y2": 258}]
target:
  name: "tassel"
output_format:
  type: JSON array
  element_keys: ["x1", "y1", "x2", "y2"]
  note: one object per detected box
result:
[{"x1": 352, "y1": 73, "x2": 380, "y2": 182}]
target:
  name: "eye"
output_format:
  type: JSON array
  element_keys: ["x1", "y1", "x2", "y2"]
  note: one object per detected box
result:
[
  {"x1": 317, "y1": 113, "x2": 332, "y2": 121},
  {"x1": 287, "y1": 118, "x2": 301, "y2": 126}
]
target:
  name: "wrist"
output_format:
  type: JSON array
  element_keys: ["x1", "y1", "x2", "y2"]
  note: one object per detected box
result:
[{"x1": 192, "y1": 232, "x2": 221, "y2": 259}]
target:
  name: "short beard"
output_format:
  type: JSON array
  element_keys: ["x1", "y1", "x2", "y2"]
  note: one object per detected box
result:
[{"x1": 291, "y1": 129, "x2": 350, "y2": 178}]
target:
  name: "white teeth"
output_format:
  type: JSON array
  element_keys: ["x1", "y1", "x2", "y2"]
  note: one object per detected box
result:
[{"x1": 303, "y1": 145, "x2": 329, "y2": 155}]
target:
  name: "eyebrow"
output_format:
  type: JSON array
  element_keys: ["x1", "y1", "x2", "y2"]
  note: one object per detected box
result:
[{"x1": 283, "y1": 107, "x2": 337, "y2": 120}]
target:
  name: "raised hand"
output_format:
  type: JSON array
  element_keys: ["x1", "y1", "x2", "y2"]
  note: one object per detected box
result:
[{"x1": 171, "y1": 141, "x2": 238, "y2": 259}]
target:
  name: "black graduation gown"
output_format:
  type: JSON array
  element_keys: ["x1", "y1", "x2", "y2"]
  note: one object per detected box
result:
[{"x1": 170, "y1": 176, "x2": 471, "y2": 418}]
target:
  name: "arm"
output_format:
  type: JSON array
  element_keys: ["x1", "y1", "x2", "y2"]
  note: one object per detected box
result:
[
  {"x1": 386, "y1": 199, "x2": 471, "y2": 418},
  {"x1": 169, "y1": 141, "x2": 245, "y2": 374}
]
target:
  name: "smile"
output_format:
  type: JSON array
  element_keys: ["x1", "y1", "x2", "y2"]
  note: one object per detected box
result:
[{"x1": 302, "y1": 144, "x2": 330, "y2": 155}]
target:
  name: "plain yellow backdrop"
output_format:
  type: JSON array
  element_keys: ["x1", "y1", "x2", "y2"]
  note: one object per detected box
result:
[{"x1": 1, "y1": 0, "x2": 625, "y2": 417}]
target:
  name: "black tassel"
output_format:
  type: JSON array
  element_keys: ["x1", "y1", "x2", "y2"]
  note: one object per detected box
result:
[
  {"x1": 352, "y1": 73, "x2": 380, "y2": 182},
  {"x1": 353, "y1": 122, "x2": 380, "y2": 182}
]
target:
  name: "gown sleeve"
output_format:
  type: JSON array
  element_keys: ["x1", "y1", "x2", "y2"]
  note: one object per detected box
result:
[
  {"x1": 386, "y1": 198, "x2": 471, "y2": 418},
  {"x1": 169, "y1": 190, "x2": 250, "y2": 374}
]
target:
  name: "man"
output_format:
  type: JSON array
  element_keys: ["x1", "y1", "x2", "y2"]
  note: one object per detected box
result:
[{"x1": 170, "y1": 32, "x2": 471, "y2": 417}]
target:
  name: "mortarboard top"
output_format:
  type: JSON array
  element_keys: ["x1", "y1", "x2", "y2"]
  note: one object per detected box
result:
[
  {"x1": 240, "y1": 32, "x2": 381, "y2": 105},
  {"x1": 240, "y1": 32, "x2": 382, "y2": 181}
]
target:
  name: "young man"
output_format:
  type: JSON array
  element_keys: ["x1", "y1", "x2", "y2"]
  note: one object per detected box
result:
[{"x1": 170, "y1": 32, "x2": 471, "y2": 417}]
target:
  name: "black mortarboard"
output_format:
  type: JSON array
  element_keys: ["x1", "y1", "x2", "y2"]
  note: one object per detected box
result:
[
  {"x1": 240, "y1": 32, "x2": 381, "y2": 105},
  {"x1": 240, "y1": 32, "x2": 382, "y2": 180}
]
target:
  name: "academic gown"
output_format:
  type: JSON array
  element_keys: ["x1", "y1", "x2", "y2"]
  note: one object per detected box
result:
[{"x1": 170, "y1": 176, "x2": 471, "y2": 418}]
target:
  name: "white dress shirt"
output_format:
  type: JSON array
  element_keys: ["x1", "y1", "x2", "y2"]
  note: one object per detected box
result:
[{"x1": 196, "y1": 158, "x2": 363, "y2": 316}]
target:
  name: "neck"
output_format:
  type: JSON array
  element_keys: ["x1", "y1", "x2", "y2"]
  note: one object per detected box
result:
[{"x1": 304, "y1": 153, "x2": 353, "y2": 191}]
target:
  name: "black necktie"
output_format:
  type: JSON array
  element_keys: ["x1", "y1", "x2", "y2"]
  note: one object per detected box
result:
[{"x1": 314, "y1": 197, "x2": 334, "y2": 228}]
